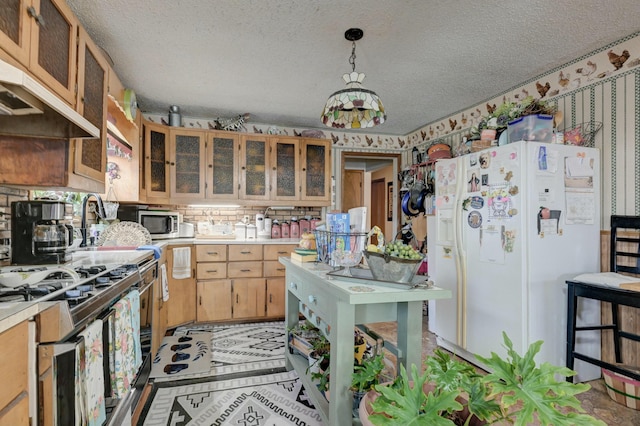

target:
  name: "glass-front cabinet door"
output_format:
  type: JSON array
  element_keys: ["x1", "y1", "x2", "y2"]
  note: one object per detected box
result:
[
  {"x1": 206, "y1": 132, "x2": 239, "y2": 200},
  {"x1": 239, "y1": 135, "x2": 269, "y2": 201},
  {"x1": 271, "y1": 137, "x2": 299, "y2": 202},
  {"x1": 301, "y1": 139, "x2": 331, "y2": 202},
  {"x1": 144, "y1": 123, "x2": 170, "y2": 199},
  {"x1": 72, "y1": 27, "x2": 107, "y2": 183},
  {"x1": 170, "y1": 128, "x2": 205, "y2": 199}
]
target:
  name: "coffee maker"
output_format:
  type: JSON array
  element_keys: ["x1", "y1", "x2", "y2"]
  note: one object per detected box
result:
[{"x1": 11, "y1": 200, "x2": 73, "y2": 265}]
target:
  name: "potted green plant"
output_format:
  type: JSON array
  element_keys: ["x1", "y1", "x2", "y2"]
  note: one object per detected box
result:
[
  {"x1": 351, "y1": 353, "x2": 386, "y2": 418},
  {"x1": 360, "y1": 332, "x2": 606, "y2": 426},
  {"x1": 287, "y1": 320, "x2": 320, "y2": 357}
]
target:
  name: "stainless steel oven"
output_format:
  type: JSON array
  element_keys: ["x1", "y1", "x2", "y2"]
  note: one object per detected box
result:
[{"x1": 29, "y1": 252, "x2": 158, "y2": 426}]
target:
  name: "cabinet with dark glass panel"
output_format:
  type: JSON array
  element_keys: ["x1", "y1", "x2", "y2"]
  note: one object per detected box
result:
[
  {"x1": 270, "y1": 136, "x2": 300, "y2": 202},
  {"x1": 239, "y1": 135, "x2": 270, "y2": 201},
  {"x1": 301, "y1": 138, "x2": 331, "y2": 202},
  {"x1": 206, "y1": 131, "x2": 239, "y2": 200},
  {"x1": 170, "y1": 128, "x2": 206, "y2": 199},
  {"x1": 144, "y1": 122, "x2": 170, "y2": 201},
  {"x1": 0, "y1": 0, "x2": 78, "y2": 105},
  {"x1": 70, "y1": 26, "x2": 108, "y2": 187}
]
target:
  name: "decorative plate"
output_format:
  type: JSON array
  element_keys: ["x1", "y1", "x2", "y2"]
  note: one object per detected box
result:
[{"x1": 97, "y1": 221, "x2": 152, "y2": 247}]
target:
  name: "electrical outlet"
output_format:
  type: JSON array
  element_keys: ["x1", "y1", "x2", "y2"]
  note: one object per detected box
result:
[{"x1": 243, "y1": 215, "x2": 250, "y2": 223}]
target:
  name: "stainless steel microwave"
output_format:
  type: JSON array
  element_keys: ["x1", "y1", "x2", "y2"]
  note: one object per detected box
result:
[
  {"x1": 117, "y1": 206, "x2": 180, "y2": 239},
  {"x1": 138, "y1": 210, "x2": 180, "y2": 239}
]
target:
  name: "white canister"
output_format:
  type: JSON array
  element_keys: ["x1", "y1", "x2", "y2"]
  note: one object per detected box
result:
[
  {"x1": 264, "y1": 218, "x2": 273, "y2": 234},
  {"x1": 235, "y1": 222, "x2": 246, "y2": 240},
  {"x1": 246, "y1": 224, "x2": 257, "y2": 239},
  {"x1": 255, "y1": 213, "x2": 265, "y2": 232}
]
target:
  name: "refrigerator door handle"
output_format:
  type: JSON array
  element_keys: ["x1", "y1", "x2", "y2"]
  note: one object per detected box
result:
[{"x1": 452, "y1": 157, "x2": 467, "y2": 347}]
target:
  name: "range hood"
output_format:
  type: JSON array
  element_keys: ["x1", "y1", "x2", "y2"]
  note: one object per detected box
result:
[{"x1": 0, "y1": 59, "x2": 100, "y2": 139}]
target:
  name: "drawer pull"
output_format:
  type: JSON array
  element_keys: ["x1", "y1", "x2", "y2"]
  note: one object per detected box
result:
[
  {"x1": 206, "y1": 269, "x2": 218, "y2": 273},
  {"x1": 289, "y1": 282, "x2": 297, "y2": 290},
  {"x1": 241, "y1": 269, "x2": 251, "y2": 272},
  {"x1": 207, "y1": 251, "x2": 219, "y2": 255},
  {"x1": 240, "y1": 250, "x2": 252, "y2": 254},
  {"x1": 308, "y1": 295, "x2": 317, "y2": 304},
  {"x1": 278, "y1": 250, "x2": 288, "y2": 254},
  {"x1": 277, "y1": 268, "x2": 285, "y2": 272},
  {"x1": 199, "y1": 295, "x2": 202, "y2": 305}
]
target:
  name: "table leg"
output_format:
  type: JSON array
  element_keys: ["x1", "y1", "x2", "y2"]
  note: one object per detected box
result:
[
  {"x1": 565, "y1": 283, "x2": 577, "y2": 382},
  {"x1": 397, "y1": 301, "x2": 424, "y2": 371},
  {"x1": 328, "y1": 301, "x2": 356, "y2": 425}
]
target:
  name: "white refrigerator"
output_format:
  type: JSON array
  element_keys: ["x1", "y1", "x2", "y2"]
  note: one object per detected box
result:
[{"x1": 430, "y1": 140, "x2": 601, "y2": 382}]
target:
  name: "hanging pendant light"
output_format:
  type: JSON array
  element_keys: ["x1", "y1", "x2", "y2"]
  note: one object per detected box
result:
[{"x1": 321, "y1": 28, "x2": 386, "y2": 129}]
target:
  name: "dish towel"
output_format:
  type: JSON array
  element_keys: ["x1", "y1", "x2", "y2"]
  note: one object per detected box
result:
[
  {"x1": 172, "y1": 247, "x2": 191, "y2": 279},
  {"x1": 160, "y1": 263, "x2": 169, "y2": 301},
  {"x1": 127, "y1": 290, "x2": 143, "y2": 369},
  {"x1": 110, "y1": 296, "x2": 135, "y2": 398},
  {"x1": 79, "y1": 319, "x2": 106, "y2": 426}
]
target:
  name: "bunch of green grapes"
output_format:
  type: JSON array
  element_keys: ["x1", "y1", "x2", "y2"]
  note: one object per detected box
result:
[{"x1": 384, "y1": 241, "x2": 422, "y2": 260}]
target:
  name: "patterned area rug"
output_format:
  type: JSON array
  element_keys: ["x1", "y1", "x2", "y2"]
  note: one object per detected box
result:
[
  {"x1": 142, "y1": 370, "x2": 323, "y2": 426},
  {"x1": 152, "y1": 322, "x2": 287, "y2": 382},
  {"x1": 149, "y1": 332, "x2": 212, "y2": 379}
]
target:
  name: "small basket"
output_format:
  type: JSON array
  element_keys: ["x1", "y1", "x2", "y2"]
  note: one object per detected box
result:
[
  {"x1": 602, "y1": 366, "x2": 640, "y2": 410},
  {"x1": 363, "y1": 251, "x2": 423, "y2": 283},
  {"x1": 562, "y1": 121, "x2": 603, "y2": 148}
]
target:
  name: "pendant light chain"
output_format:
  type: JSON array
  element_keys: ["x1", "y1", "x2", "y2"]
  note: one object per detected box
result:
[{"x1": 349, "y1": 41, "x2": 357, "y2": 72}]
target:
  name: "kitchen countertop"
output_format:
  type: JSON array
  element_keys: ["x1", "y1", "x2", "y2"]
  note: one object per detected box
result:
[
  {"x1": 0, "y1": 248, "x2": 156, "y2": 333},
  {"x1": 153, "y1": 237, "x2": 302, "y2": 245}
]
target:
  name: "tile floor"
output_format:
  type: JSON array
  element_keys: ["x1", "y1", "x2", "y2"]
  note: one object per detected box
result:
[{"x1": 365, "y1": 315, "x2": 640, "y2": 426}]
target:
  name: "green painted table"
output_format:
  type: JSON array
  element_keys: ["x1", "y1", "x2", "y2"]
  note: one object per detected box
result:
[{"x1": 280, "y1": 257, "x2": 452, "y2": 425}]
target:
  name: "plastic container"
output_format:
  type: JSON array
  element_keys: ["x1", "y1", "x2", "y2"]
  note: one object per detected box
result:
[
  {"x1": 281, "y1": 221, "x2": 290, "y2": 238},
  {"x1": 507, "y1": 114, "x2": 554, "y2": 143},
  {"x1": 246, "y1": 224, "x2": 257, "y2": 239},
  {"x1": 235, "y1": 222, "x2": 246, "y2": 240},
  {"x1": 271, "y1": 222, "x2": 281, "y2": 239},
  {"x1": 290, "y1": 218, "x2": 300, "y2": 239}
]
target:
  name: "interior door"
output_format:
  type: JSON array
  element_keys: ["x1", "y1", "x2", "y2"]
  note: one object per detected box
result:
[
  {"x1": 342, "y1": 170, "x2": 363, "y2": 212},
  {"x1": 371, "y1": 178, "x2": 386, "y2": 233}
]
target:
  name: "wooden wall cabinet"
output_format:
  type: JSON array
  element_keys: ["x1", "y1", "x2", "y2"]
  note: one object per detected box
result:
[
  {"x1": 206, "y1": 131, "x2": 240, "y2": 200},
  {"x1": 239, "y1": 135, "x2": 270, "y2": 202},
  {"x1": 142, "y1": 124, "x2": 332, "y2": 206},
  {"x1": 70, "y1": 26, "x2": 109, "y2": 188},
  {"x1": 166, "y1": 244, "x2": 196, "y2": 328},
  {"x1": 170, "y1": 128, "x2": 206, "y2": 199},
  {"x1": 0, "y1": 0, "x2": 78, "y2": 105},
  {"x1": 144, "y1": 122, "x2": 171, "y2": 202}
]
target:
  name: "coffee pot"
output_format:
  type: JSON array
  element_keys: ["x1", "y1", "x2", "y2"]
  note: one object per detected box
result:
[{"x1": 11, "y1": 200, "x2": 73, "y2": 265}]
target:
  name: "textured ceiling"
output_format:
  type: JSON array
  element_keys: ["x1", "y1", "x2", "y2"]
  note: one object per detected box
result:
[{"x1": 67, "y1": 0, "x2": 640, "y2": 136}]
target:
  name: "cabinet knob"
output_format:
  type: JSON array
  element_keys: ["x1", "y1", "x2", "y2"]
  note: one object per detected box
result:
[
  {"x1": 272, "y1": 167, "x2": 276, "y2": 170},
  {"x1": 289, "y1": 282, "x2": 297, "y2": 290},
  {"x1": 165, "y1": 160, "x2": 170, "y2": 164},
  {"x1": 170, "y1": 162, "x2": 175, "y2": 166},
  {"x1": 308, "y1": 295, "x2": 317, "y2": 304},
  {"x1": 302, "y1": 168, "x2": 306, "y2": 171},
  {"x1": 241, "y1": 166, "x2": 246, "y2": 170}
]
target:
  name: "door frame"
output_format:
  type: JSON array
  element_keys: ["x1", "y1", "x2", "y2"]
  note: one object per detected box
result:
[{"x1": 337, "y1": 150, "x2": 402, "y2": 235}]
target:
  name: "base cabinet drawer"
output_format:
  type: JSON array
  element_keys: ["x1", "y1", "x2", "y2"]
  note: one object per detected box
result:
[
  {"x1": 196, "y1": 245, "x2": 227, "y2": 262},
  {"x1": 228, "y1": 261, "x2": 263, "y2": 278},
  {"x1": 264, "y1": 260, "x2": 286, "y2": 277},
  {"x1": 229, "y1": 245, "x2": 263, "y2": 261},
  {"x1": 196, "y1": 263, "x2": 227, "y2": 280}
]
